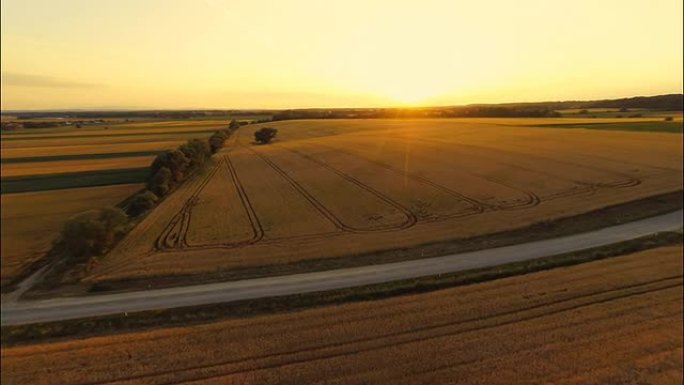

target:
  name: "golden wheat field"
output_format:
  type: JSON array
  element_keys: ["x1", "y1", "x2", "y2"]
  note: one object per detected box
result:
[
  {"x1": 0, "y1": 184, "x2": 142, "y2": 284},
  {"x1": 0, "y1": 156, "x2": 155, "y2": 177},
  {"x1": 85, "y1": 119, "x2": 683, "y2": 282},
  {"x1": 3, "y1": 245, "x2": 681, "y2": 385}
]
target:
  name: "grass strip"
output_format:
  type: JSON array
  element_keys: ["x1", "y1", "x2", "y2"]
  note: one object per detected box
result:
[
  {"x1": 0, "y1": 129, "x2": 220, "y2": 141},
  {"x1": 530, "y1": 121, "x2": 683, "y2": 133},
  {"x1": 2, "y1": 230, "x2": 681, "y2": 346}
]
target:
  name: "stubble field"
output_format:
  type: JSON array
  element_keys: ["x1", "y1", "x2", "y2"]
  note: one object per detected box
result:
[
  {"x1": 2, "y1": 245, "x2": 681, "y2": 384},
  {"x1": 85, "y1": 118, "x2": 683, "y2": 283}
]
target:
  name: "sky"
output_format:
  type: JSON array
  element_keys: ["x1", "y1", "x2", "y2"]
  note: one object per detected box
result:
[{"x1": 1, "y1": 0, "x2": 682, "y2": 110}]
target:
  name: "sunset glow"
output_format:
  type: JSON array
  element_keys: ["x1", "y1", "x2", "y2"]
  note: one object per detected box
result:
[{"x1": 1, "y1": 0, "x2": 682, "y2": 109}]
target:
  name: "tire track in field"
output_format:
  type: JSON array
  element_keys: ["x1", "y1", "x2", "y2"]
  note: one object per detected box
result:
[
  {"x1": 412, "y1": 137, "x2": 643, "y2": 190},
  {"x1": 281, "y1": 145, "x2": 418, "y2": 230},
  {"x1": 155, "y1": 154, "x2": 264, "y2": 251},
  {"x1": 306, "y1": 142, "x2": 487, "y2": 218},
  {"x1": 311, "y1": 142, "x2": 538, "y2": 216},
  {"x1": 155, "y1": 165, "x2": 220, "y2": 251},
  {"x1": 384, "y1": 308, "x2": 683, "y2": 384},
  {"x1": 319, "y1": 139, "x2": 598, "y2": 203},
  {"x1": 161, "y1": 285, "x2": 684, "y2": 385},
  {"x1": 178, "y1": 155, "x2": 265, "y2": 249},
  {"x1": 85, "y1": 276, "x2": 682, "y2": 385},
  {"x1": 244, "y1": 144, "x2": 415, "y2": 233},
  {"x1": 11, "y1": 259, "x2": 661, "y2": 361}
]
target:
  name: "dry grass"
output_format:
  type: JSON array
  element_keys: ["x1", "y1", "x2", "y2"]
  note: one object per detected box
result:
[
  {"x1": 0, "y1": 184, "x2": 142, "y2": 284},
  {"x1": 1, "y1": 120, "x2": 227, "y2": 140},
  {"x1": 0, "y1": 140, "x2": 183, "y2": 159},
  {"x1": 2, "y1": 245, "x2": 681, "y2": 384},
  {"x1": 86, "y1": 119, "x2": 683, "y2": 282},
  {"x1": 0, "y1": 156, "x2": 154, "y2": 177}
]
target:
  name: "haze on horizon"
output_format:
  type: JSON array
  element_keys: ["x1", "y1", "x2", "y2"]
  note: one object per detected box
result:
[{"x1": 1, "y1": 0, "x2": 682, "y2": 110}]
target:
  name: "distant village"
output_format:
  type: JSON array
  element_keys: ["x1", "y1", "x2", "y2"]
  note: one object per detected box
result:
[{"x1": 1, "y1": 119, "x2": 109, "y2": 131}]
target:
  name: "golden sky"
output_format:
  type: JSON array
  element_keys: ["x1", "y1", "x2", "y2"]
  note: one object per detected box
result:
[{"x1": 1, "y1": 0, "x2": 682, "y2": 109}]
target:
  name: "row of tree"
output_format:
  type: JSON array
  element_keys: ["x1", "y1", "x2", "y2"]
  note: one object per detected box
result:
[{"x1": 55, "y1": 121, "x2": 239, "y2": 262}]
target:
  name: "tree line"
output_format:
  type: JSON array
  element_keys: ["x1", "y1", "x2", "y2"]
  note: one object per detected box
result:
[{"x1": 55, "y1": 120, "x2": 240, "y2": 264}]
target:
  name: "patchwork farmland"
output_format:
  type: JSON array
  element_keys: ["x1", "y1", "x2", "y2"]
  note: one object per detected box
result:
[
  {"x1": 0, "y1": 118, "x2": 242, "y2": 285},
  {"x1": 83, "y1": 119, "x2": 683, "y2": 284}
]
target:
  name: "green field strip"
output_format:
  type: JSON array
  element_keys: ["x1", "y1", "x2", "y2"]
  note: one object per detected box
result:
[
  {"x1": 1, "y1": 167, "x2": 149, "y2": 194},
  {"x1": 528, "y1": 121, "x2": 683, "y2": 133},
  {"x1": 0, "y1": 129, "x2": 221, "y2": 141}
]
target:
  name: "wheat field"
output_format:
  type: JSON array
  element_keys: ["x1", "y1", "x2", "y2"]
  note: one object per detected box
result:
[
  {"x1": 85, "y1": 119, "x2": 683, "y2": 282},
  {"x1": 3, "y1": 245, "x2": 681, "y2": 384}
]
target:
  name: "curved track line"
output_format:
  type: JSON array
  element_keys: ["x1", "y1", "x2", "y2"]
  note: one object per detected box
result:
[
  {"x1": 155, "y1": 165, "x2": 220, "y2": 251},
  {"x1": 155, "y1": 154, "x2": 265, "y2": 251},
  {"x1": 178, "y1": 156, "x2": 265, "y2": 250},
  {"x1": 245, "y1": 144, "x2": 414, "y2": 233},
  {"x1": 413, "y1": 137, "x2": 643, "y2": 190},
  {"x1": 311, "y1": 143, "x2": 487, "y2": 218},
  {"x1": 312, "y1": 142, "x2": 540, "y2": 215},
  {"x1": 282, "y1": 145, "x2": 418, "y2": 230}
]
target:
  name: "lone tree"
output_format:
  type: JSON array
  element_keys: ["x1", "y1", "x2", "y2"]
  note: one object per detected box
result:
[{"x1": 254, "y1": 127, "x2": 278, "y2": 144}]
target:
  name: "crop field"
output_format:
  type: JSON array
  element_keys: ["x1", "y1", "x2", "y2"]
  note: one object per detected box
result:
[
  {"x1": 84, "y1": 119, "x2": 683, "y2": 283},
  {"x1": 0, "y1": 156, "x2": 154, "y2": 177},
  {"x1": 0, "y1": 184, "x2": 142, "y2": 286},
  {"x1": 0, "y1": 119, "x2": 240, "y2": 184},
  {"x1": 2, "y1": 245, "x2": 681, "y2": 384}
]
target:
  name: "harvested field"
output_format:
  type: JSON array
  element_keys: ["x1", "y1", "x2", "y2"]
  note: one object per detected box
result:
[
  {"x1": 0, "y1": 184, "x2": 142, "y2": 286},
  {"x1": 0, "y1": 140, "x2": 184, "y2": 159},
  {"x1": 0, "y1": 156, "x2": 154, "y2": 177},
  {"x1": 2, "y1": 246, "x2": 681, "y2": 384},
  {"x1": 86, "y1": 119, "x2": 683, "y2": 284}
]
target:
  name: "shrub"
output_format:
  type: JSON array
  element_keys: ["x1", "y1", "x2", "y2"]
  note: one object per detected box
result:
[
  {"x1": 148, "y1": 167, "x2": 173, "y2": 196},
  {"x1": 179, "y1": 139, "x2": 211, "y2": 169},
  {"x1": 209, "y1": 130, "x2": 230, "y2": 153},
  {"x1": 664, "y1": 116, "x2": 673, "y2": 121},
  {"x1": 229, "y1": 119, "x2": 241, "y2": 130},
  {"x1": 126, "y1": 191, "x2": 159, "y2": 217},
  {"x1": 254, "y1": 127, "x2": 278, "y2": 144},
  {"x1": 150, "y1": 150, "x2": 190, "y2": 183},
  {"x1": 58, "y1": 208, "x2": 128, "y2": 261}
]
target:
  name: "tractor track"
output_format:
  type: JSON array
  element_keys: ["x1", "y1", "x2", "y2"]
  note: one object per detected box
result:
[
  {"x1": 281, "y1": 145, "x2": 418, "y2": 230},
  {"x1": 311, "y1": 142, "x2": 540, "y2": 216},
  {"x1": 154, "y1": 153, "x2": 264, "y2": 251},
  {"x1": 245, "y1": 144, "x2": 416, "y2": 233},
  {"x1": 311, "y1": 143, "x2": 487, "y2": 218},
  {"x1": 413, "y1": 136, "x2": 643, "y2": 191},
  {"x1": 80, "y1": 276, "x2": 682, "y2": 385}
]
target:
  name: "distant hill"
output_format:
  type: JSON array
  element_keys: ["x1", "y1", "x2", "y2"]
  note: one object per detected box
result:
[
  {"x1": 2, "y1": 94, "x2": 682, "y2": 121},
  {"x1": 468, "y1": 94, "x2": 683, "y2": 111},
  {"x1": 585, "y1": 94, "x2": 683, "y2": 110}
]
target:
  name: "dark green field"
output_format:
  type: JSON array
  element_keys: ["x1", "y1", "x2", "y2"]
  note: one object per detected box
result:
[{"x1": 0, "y1": 168, "x2": 149, "y2": 194}]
